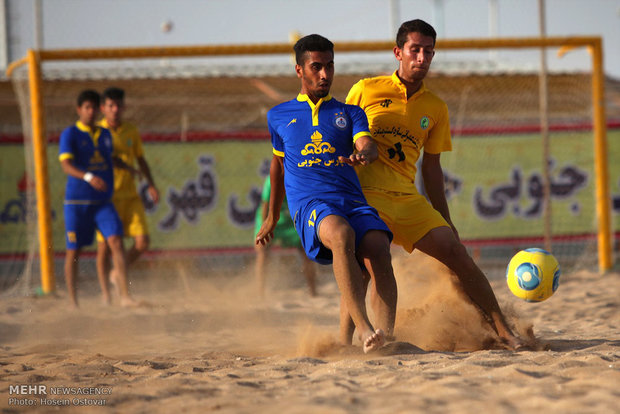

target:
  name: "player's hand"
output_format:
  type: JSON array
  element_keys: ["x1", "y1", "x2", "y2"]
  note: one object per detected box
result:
[
  {"x1": 89, "y1": 176, "x2": 108, "y2": 192},
  {"x1": 147, "y1": 185, "x2": 160, "y2": 204},
  {"x1": 338, "y1": 152, "x2": 371, "y2": 166},
  {"x1": 255, "y1": 218, "x2": 276, "y2": 246}
]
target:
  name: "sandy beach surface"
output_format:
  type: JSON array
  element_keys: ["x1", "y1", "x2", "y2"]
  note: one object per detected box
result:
[{"x1": 1, "y1": 250, "x2": 618, "y2": 413}]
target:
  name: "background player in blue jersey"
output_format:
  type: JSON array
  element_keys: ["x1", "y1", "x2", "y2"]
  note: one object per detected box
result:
[
  {"x1": 255, "y1": 35, "x2": 397, "y2": 353},
  {"x1": 59, "y1": 89, "x2": 136, "y2": 308}
]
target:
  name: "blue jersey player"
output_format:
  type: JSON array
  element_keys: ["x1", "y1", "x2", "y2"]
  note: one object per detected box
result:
[
  {"x1": 255, "y1": 35, "x2": 397, "y2": 353},
  {"x1": 59, "y1": 89, "x2": 136, "y2": 308}
]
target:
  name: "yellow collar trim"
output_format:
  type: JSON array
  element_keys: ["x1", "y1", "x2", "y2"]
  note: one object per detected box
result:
[
  {"x1": 76, "y1": 121, "x2": 102, "y2": 145},
  {"x1": 296, "y1": 93, "x2": 332, "y2": 104},
  {"x1": 297, "y1": 93, "x2": 332, "y2": 126}
]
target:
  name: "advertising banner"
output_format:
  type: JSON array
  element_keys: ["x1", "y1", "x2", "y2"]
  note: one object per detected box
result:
[{"x1": 1, "y1": 130, "x2": 618, "y2": 254}]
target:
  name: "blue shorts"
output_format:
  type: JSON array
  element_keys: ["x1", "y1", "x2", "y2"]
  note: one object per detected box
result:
[
  {"x1": 291, "y1": 198, "x2": 392, "y2": 265},
  {"x1": 64, "y1": 202, "x2": 123, "y2": 250}
]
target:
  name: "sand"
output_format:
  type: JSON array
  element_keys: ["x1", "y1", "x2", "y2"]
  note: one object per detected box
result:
[{"x1": 1, "y1": 250, "x2": 618, "y2": 413}]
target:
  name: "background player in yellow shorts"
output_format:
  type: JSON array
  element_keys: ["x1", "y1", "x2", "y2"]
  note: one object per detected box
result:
[
  {"x1": 254, "y1": 177, "x2": 316, "y2": 297},
  {"x1": 345, "y1": 19, "x2": 525, "y2": 349},
  {"x1": 96, "y1": 87, "x2": 160, "y2": 304}
]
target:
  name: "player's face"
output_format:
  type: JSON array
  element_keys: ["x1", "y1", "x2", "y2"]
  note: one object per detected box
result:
[
  {"x1": 101, "y1": 98, "x2": 124, "y2": 126},
  {"x1": 394, "y1": 31, "x2": 435, "y2": 83},
  {"x1": 76, "y1": 101, "x2": 99, "y2": 127},
  {"x1": 296, "y1": 50, "x2": 334, "y2": 102}
]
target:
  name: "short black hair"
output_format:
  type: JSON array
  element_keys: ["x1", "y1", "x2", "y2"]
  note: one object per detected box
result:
[
  {"x1": 396, "y1": 19, "x2": 437, "y2": 48},
  {"x1": 102, "y1": 86, "x2": 125, "y2": 103},
  {"x1": 77, "y1": 89, "x2": 100, "y2": 107},
  {"x1": 293, "y1": 34, "x2": 334, "y2": 65}
]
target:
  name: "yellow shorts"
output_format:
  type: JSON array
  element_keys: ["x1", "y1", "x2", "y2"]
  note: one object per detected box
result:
[
  {"x1": 362, "y1": 188, "x2": 449, "y2": 253},
  {"x1": 96, "y1": 196, "x2": 149, "y2": 242}
]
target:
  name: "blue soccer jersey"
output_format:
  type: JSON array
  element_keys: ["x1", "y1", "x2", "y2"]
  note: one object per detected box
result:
[
  {"x1": 267, "y1": 94, "x2": 372, "y2": 208},
  {"x1": 59, "y1": 121, "x2": 114, "y2": 203}
]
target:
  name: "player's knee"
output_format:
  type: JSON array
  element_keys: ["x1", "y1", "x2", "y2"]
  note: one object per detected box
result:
[
  {"x1": 325, "y1": 223, "x2": 355, "y2": 252},
  {"x1": 106, "y1": 235, "x2": 123, "y2": 252}
]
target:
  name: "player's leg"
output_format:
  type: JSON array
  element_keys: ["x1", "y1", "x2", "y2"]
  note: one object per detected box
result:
[
  {"x1": 63, "y1": 204, "x2": 94, "y2": 308},
  {"x1": 415, "y1": 226, "x2": 525, "y2": 349},
  {"x1": 255, "y1": 242, "x2": 270, "y2": 297},
  {"x1": 318, "y1": 214, "x2": 384, "y2": 353},
  {"x1": 356, "y1": 229, "x2": 397, "y2": 341},
  {"x1": 339, "y1": 269, "x2": 369, "y2": 345},
  {"x1": 95, "y1": 235, "x2": 112, "y2": 305},
  {"x1": 64, "y1": 248, "x2": 79, "y2": 308},
  {"x1": 106, "y1": 235, "x2": 138, "y2": 307},
  {"x1": 97, "y1": 202, "x2": 137, "y2": 307},
  {"x1": 127, "y1": 234, "x2": 149, "y2": 266},
  {"x1": 299, "y1": 249, "x2": 317, "y2": 297}
]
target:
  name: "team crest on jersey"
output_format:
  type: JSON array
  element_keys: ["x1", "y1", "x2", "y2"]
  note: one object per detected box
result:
[
  {"x1": 333, "y1": 112, "x2": 347, "y2": 130},
  {"x1": 420, "y1": 116, "x2": 430, "y2": 130}
]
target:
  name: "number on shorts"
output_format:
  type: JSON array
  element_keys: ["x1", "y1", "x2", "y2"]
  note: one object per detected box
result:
[{"x1": 308, "y1": 209, "x2": 317, "y2": 227}]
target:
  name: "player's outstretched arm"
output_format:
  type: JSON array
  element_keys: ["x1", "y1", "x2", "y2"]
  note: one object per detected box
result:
[
  {"x1": 255, "y1": 155, "x2": 286, "y2": 246},
  {"x1": 339, "y1": 135, "x2": 378, "y2": 166},
  {"x1": 421, "y1": 152, "x2": 459, "y2": 240}
]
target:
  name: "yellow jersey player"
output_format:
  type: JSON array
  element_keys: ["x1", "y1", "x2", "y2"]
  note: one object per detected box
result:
[
  {"x1": 346, "y1": 19, "x2": 526, "y2": 350},
  {"x1": 96, "y1": 87, "x2": 159, "y2": 304}
]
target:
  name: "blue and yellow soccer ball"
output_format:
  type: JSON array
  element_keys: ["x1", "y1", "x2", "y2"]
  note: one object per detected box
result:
[{"x1": 506, "y1": 248, "x2": 560, "y2": 302}]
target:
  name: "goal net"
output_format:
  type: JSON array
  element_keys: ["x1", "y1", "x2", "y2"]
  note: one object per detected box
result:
[{"x1": 1, "y1": 37, "x2": 616, "y2": 296}]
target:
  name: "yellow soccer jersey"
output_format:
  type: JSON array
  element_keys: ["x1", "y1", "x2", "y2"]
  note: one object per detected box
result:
[
  {"x1": 346, "y1": 71, "x2": 452, "y2": 193},
  {"x1": 98, "y1": 119, "x2": 144, "y2": 200}
]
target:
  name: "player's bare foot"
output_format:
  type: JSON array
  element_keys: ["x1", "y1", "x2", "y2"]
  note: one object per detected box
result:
[
  {"x1": 362, "y1": 329, "x2": 386, "y2": 353},
  {"x1": 501, "y1": 334, "x2": 530, "y2": 351},
  {"x1": 119, "y1": 296, "x2": 142, "y2": 308}
]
